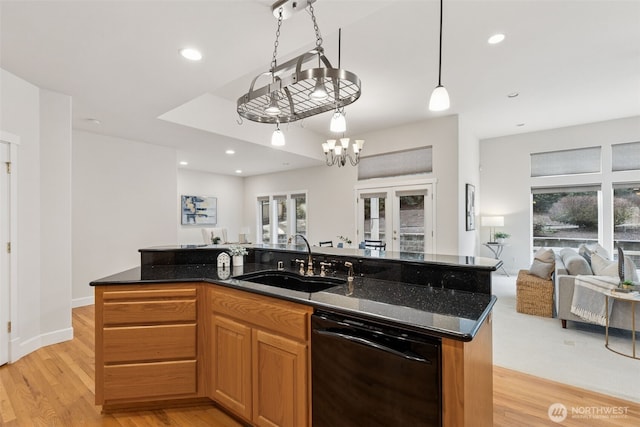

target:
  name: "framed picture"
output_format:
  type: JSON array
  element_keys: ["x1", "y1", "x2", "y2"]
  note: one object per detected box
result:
[
  {"x1": 465, "y1": 184, "x2": 475, "y2": 231},
  {"x1": 181, "y1": 195, "x2": 217, "y2": 225}
]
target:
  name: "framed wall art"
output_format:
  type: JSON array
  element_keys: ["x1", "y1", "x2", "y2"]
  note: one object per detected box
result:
[
  {"x1": 465, "y1": 184, "x2": 476, "y2": 231},
  {"x1": 181, "y1": 195, "x2": 217, "y2": 225}
]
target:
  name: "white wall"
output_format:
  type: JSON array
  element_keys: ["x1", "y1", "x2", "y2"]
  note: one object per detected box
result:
[
  {"x1": 480, "y1": 116, "x2": 640, "y2": 274},
  {"x1": 458, "y1": 116, "x2": 480, "y2": 256},
  {"x1": 177, "y1": 169, "x2": 244, "y2": 244},
  {"x1": 72, "y1": 130, "x2": 178, "y2": 305},
  {"x1": 243, "y1": 163, "x2": 357, "y2": 246},
  {"x1": 243, "y1": 115, "x2": 463, "y2": 254},
  {"x1": 40, "y1": 89, "x2": 73, "y2": 336},
  {"x1": 0, "y1": 68, "x2": 73, "y2": 361}
]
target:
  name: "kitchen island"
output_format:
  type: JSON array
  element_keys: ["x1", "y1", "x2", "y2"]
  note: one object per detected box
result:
[{"x1": 91, "y1": 244, "x2": 499, "y2": 427}]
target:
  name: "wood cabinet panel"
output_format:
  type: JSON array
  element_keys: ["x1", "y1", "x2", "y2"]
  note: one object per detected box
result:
[
  {"x1": 103, "y1": 300, "x2": 196, "y2": 325},
  {"x1": 103, "y1": 324, "x2": 196, "y2": 363},
  {"x1": 211, "y1": 315, "x2": 252, "y2": 421},
  {"x1": 102, "y1": 288, "x2": 197, "y2": 301},
  {"x1": 210, "y1": 287, "x2": 311, "y2": 341},
  {"x1": 103, "y1": 360, "x2": 197, "y2": 401},
  {"x1": 252, "y1": 329, "x2": 308, "y2": 427}
]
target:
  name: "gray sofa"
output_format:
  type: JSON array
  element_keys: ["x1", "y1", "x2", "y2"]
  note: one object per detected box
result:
[{"x1": 555, "y1": 248, "x2": 640, "y2": 331}]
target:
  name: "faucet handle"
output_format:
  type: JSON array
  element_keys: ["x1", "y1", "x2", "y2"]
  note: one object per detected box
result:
[{"x1": 295, "y1": 259, "x2": 305, "y2": 275}]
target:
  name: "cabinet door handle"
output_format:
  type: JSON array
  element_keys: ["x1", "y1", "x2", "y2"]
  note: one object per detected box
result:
[{"x1": 314, "y1": 329, "x2": 431, "y2": 364}]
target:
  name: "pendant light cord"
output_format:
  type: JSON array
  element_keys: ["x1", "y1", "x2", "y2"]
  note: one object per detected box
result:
[{"x1": 437, "y1": 0, "x2": 443, "y2": 86}]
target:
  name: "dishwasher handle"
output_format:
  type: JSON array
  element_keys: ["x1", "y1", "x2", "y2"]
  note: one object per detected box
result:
[{"x1": 314, "y1": 329, "x2": 432, "y2": 364}]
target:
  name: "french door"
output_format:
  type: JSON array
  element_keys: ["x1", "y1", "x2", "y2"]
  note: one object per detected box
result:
[{"x1": 356, "y1": 182, "x2": 434, "y2": 254}]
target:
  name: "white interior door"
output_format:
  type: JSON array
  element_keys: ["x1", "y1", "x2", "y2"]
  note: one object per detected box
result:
[
  {"x1": 357, "y1": 183, "x2": 434, "y2": 254},
  {"x1": 0, "y1": 142, "x2": 10, "y2": 365}
]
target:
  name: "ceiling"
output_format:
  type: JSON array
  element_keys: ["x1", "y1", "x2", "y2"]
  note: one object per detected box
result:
[{"x1": 1, "y1": 0, "x2": 639, "y2": 176}]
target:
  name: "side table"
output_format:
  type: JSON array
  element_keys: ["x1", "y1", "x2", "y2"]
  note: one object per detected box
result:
[
  {"x1": 605, "y1": 291, "x2": 638, "y2": 360},
  {"x1": 483, "y1": 243, "x2": 509, "y2": 276}
]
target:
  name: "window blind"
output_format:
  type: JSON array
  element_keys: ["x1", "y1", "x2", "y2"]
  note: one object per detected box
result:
[
  {"x1": 530, "y1": 147, "x2": 601, "y2": 177},
  {"x1": 358, "y1": 146, "x2": 432, "y2": 180},
  {"x1": 612, "y1": 141, "x2": 640, "y2": 172}
]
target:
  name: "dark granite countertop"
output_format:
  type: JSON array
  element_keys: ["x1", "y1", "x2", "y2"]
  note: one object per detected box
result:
[
  {"x1": 91, "y1": 262, "x2": 496, "y2": 342},
  {"x1": 140, "y1": 243, "x2": 501, "y2": 271}
]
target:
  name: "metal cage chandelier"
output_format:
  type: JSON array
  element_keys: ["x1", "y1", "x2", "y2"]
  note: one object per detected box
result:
[{"x1": 237, "y1": 0, "x2": 361, "y2": 125}]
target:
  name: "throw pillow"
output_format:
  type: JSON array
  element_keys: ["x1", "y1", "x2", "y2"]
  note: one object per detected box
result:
[
  {"x1": 591, "y1": 253, "x2": 612, "y2": 275},
  {"x1": 563, "y1": 254, "x2": 593, "y2": 276},
  {"x1": 591, "y1": 253, "x2": 640, "y2": 282},
  {"x1": 528, "y1": 248, "x2": 555, "y2": 280},
  {"x1": 584, "y1": 243, "x2": 610, "y2": 261}
]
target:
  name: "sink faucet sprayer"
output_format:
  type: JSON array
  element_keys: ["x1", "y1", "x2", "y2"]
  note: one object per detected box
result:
[{"x1": 290, "y1": 234, "x2": 314, "y2": 276}]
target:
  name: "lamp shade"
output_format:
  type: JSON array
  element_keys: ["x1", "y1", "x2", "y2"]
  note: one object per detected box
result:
[
  {"x1": 330, "y1": 111, "x2": 346, "y2": 133},
  {"x1": 429, "y1": 85, "x2": 450, "y2": 111},
  {"x1": 271, "y1": 128, "x2": 285, "y2": 146},
  {"x1": 481, "y1": 216, "x2": 504, "y2": 227}
]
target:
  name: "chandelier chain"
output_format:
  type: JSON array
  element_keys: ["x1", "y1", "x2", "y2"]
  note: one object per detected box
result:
[
  {"x1": 270, "y1": 8, "x2": 284, "y2": 73},
  {"x1": 308, "y1": 2, "x2": 323, "y2": 47}
]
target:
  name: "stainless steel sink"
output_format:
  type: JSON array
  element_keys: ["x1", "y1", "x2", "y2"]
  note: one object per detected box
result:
[{"x1": 234, "y1": 270, "x2": 345, "y2": 292}]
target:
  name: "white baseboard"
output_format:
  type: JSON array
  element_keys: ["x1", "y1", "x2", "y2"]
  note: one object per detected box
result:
[
  {"x1": 72, "y1": 295, "x2": 94, "y2": 308},
  {"x1": 10, "y1": 327, "x2": 73, "y2": 363}
]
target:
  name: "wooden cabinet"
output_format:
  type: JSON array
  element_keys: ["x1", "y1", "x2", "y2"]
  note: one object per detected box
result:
[
  {"x1": 209, "y1": 286, "x2": 312, "y2": 427},
  {"x1": 95, "y1": 285, "x2": 204, "y2": 407},
  {"x1": 210, "y1": 314, "x2": 252, "y2": 420}
]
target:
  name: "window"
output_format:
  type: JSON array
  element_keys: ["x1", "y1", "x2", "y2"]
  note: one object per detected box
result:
[
  {"x1": 292, "y1": 193, "x2": 307, "y2": 235},
  {"x1": 258, "y1": 197, "x2": 270, "y2": 244},
  {"x1": 256, "y1": 192, "x2": 307, "y2": 244},
  {"x1": 532, "y1": 186, "x2": 601, "y2": 250},
  {"x1": 613, "y1": 184, "x2": 640, "y2": 266}
]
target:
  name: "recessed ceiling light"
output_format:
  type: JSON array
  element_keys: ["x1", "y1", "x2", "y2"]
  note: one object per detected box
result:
[
  {"x1": 85, "y1": 118, "x2": 101, "y2": 125},
  {"x1": 235, "y1": 169, "x2": 242, "y2": 174},
  {"x1": 225, "y1": 149, "x2": 235, "y2": 155},
  {"x1": 179, "y1": 48, "x2": 203, "y2": 61},
  {"x1": 179, "y1": 161, "x2": 188, "y2": 166},
  {"x1": 488, "y1": 33, "x2": 505, "y2": 45},
  {"x1": 516, "y1": 123, "x2": 525, "y2": 127},
  {"x1": 507, "y1": 92, "x2": 519, "y2": 98}
]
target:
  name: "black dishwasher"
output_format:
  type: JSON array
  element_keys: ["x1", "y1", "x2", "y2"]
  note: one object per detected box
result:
[{"x1": 312, "y1": 311, "x2": 442, "y2": 427}]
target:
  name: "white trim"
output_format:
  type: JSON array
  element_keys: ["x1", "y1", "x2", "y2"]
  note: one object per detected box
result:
[
  {"x1": 10, "y1": 327, "x2": 73, "y2": 363},
  {"x1": 354, "y1": 176, "x2": 437, "y2": 191},
  {"x1": 72, "y1": 296, "x2": 95, "y2": 308},
  {"x1": 0, "y1": 131, "x2": 19, "y2": 366}
]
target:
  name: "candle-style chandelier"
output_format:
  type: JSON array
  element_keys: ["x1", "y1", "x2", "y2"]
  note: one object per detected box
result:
[
  {"x1": 322, "y1": 137, "x2": 364, "y2": 167},
  {"x1": 236, "y1": 0, "x2": 361, "y2": 146}
]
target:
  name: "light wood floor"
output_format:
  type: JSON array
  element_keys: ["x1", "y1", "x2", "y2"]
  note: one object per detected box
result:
[{"x1": 1, "y1": 305, "x2": 638, "y2": 426}]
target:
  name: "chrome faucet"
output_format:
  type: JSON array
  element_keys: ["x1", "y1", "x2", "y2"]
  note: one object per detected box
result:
[{"x1": 291, "y1": 234, "x2": 314, "y2": 276}]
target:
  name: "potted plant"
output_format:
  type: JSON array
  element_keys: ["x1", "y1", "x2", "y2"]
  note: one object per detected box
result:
[
  {"x1": 228, "y1": 245, "x2": 248, "y2": 267},
  {"x1": 494, "y1": 231, "x2": 510, "y2": 244}
]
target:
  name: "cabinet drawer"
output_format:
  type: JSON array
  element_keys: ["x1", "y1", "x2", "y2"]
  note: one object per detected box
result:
[
  {"x1": 103, "y1": 324, "x2": 196, "y2": 363},
  {"x1": 103, "y1": 360, "x2": 197, "y2": 401},
  {"x1": 211, "y1": 287, "x2": 311, "y2": 341},
  {"x1": 103, "y1": 299, "x2": 196, "y2": 325}
]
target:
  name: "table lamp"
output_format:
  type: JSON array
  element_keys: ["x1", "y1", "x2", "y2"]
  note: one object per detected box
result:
[{"x1": 481, "y1": 216, "x2": 504, "y2": 243}]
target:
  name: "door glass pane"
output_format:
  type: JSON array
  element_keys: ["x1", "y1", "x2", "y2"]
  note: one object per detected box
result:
[
  {"x1": 613, "y1": 186, "x2": 640, "y2": 267},
  {"x1": 275, "y1": 196, "x2": 288, "y2": 244},
  {"x1": 399, "y1": 194, "x2": 424, "y2": 253},
  {"x1": 532, "y1": 188, "x2": 599, "y2": 250},
  {"x1": 260, "y1": 198, "x2": 270, "y2": 243},
  {"x1": 363, "y1": 195, "x2": 386, "y2": 241},
  {"x1": 293, "y1": 194, "x2": 307, "y2": 235}
]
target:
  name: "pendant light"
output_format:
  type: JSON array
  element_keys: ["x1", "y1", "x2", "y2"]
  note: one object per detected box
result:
[
  {"x1": 429, "y1": 0, "x2": 450, "y2": 111},
  {"x1": 271, "y1": 123, "x2": 285, "y2": 146},
  {"x1": 330, "y1": 108, "x2": 346, "y2": 133}
]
